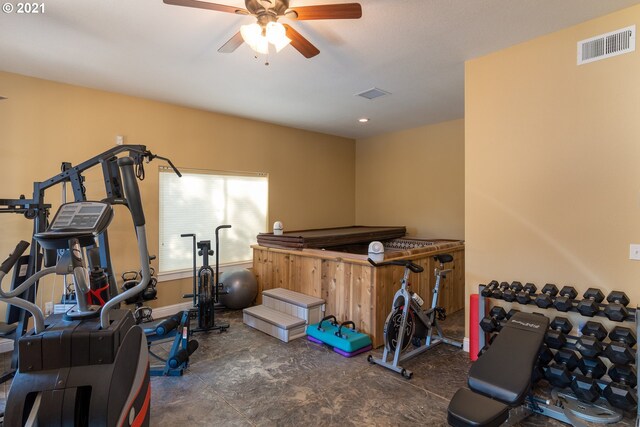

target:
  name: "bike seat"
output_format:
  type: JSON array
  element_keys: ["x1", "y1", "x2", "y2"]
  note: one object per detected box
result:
[{"x1": 434, "y1": 254, "x2": 453, "y2": 264}]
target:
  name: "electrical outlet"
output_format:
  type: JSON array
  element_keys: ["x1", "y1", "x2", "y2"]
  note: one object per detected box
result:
[
  {"x1": 630, "y1": 244, "x2": 640, "y2": 260},
  {"x1": 45, "y1": 301, "x2": 53, "y2": 315},
  {"x1": 115, "y1": 135, "x2": 124, "y2": 145}
]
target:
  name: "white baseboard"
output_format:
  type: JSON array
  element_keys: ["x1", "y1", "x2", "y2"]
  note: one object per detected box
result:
[
  {"x1": 463, "y1": 337, "x2": 469, "y2": 353},
  {"x1": 150, "y1": 301, "x2": 194, "y2": 319},
  {"x1": 0, "y1": 338, "x2": 13, "y2": 354}
]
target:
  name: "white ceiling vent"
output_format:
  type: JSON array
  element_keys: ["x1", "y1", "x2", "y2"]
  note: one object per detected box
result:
[
  {"x1": 356, "y1": 87, "x2": 390, "y2": 100},
  {"x1": 578, "y1": 25, "x2": 635, "y2": 65}
]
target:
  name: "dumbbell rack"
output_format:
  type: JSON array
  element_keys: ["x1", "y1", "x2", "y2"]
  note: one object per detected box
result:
[{"x1": 477, "y1": 282, "x2": 640, "y2": 425}]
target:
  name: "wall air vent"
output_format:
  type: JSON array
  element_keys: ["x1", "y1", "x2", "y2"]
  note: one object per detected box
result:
[
  {"x1": 356, "y1": 87, "x2": 390, "y2": 100},
  {"x1": 578, "y1": 25, "x2": 635, "y2": 65}
]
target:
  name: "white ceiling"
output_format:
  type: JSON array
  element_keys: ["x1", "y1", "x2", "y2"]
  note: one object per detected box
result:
[{"x1": 1, "y1": 0, "x2": 638, "y2": 139}]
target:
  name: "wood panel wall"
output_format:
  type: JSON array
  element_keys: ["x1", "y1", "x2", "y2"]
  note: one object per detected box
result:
[{"x1": 252, "y1": 244, "x2": 465, "y2": 348}]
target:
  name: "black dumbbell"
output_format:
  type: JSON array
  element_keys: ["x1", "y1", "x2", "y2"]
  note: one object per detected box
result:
[
  {"x1": 480, "y1": 280, "x2": 500, "y2": 297},
  {"x1": 604, "y1": 291, "x2": 630, "y2": 322},
  {"x1": 515, "y1": 283, "x2": 537, "y2": 305},
  {"x1": 603, "y1": 326, "x2": 636, "y2": 365},
  {"x1": 502, "y1": 281, "x2": 522, "y2": 303},
  {"x1": 532, "y1": 347, "x2": 551, "y2": 385},
  {"x1": 535, "y1": 283, "x2": 559, "y2": 308},
  {"x1": 545, "y1": 348, "x2": 580, "y2": 388},
  {"x1": 545, "y1": 317, "x2": 573, "y2": 349},
  {"x1": 538, "y1": 344, "x2": 554, "y2": 367},
  {"x1": 506, "y1": 308, "x2": 520, "y2": 320},
  {"x1": 604, "y1": 365, "x2": 638, "y2": 411},
  {"x1": 575, "y1": 321, "x2": 607, "y2": 358},
  {"x1": 576, "y1": 287, "x2": 605, "y2": 317},
  {"x1": 570, "y1": 357, "x2": 607, "y2": 402},
  {"x1": 491, "y1": 282, "x2": 511, "y2": 299},
  {"x1": 480, "y1": 306, "x2": 507, "y2": 333},
  {"x1": 553, "y1": 286, "x2": 578, "y2": 312}
]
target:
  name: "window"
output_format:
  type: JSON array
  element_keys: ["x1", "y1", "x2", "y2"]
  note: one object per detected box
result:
[{"x1": 158, "y1": 167, "x2": 268, "y2": 276}]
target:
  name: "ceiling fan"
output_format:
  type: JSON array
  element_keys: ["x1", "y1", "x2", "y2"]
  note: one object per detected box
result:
[{"x1": 163, "y1": 0, "x2": 362, "y2": 58}]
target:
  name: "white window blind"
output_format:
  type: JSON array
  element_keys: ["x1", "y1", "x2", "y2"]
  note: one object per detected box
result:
[{"x1": 158, "y1": 167, "x2": 268, "y2": 273}]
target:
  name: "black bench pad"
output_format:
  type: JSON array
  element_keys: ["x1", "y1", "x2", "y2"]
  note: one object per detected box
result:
[
  {"x1": 448, "y1": 388, "x2": 509, "y2": 427},
  {"x1": 468, "y1": 312, "x2": 549, "y2": 404}
]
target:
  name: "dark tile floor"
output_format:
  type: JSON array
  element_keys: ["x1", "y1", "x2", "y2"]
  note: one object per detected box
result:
[
  {"x1": 0, "y1": 309, "x2": 633, "y2": 426},
  {"x1": 147, "y1": 310, "x2": 634, "y2": 426}
]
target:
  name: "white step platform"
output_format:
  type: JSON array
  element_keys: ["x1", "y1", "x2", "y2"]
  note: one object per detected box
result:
[
  {"x1": 262, "y1": 288, "x2": 325, "y2": 325},
  {"x1": 243, "y1": 288, "x2": 325, "y2": 343},
  {"x1": 243, "y1": 305, "x2": 307, "y2": 343}
]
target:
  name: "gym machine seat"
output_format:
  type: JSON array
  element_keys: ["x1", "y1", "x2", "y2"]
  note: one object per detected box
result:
[{"x1": 448, "y1": 312, "x2": 549, "y2": 427}]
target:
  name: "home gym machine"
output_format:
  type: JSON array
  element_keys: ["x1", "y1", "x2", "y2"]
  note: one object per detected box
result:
[
  {"x1": 0, "y1": 155, "x2": 160, "y2": 425},
  {"x1": 181, "y1": 225, "x2": 231, "y2": 333},
  {"x1": 367, "y1": 254, "x2": 463, "y2": 379},
  {"x1": 0, "y1": 144, "x2": 181, "y2": 386}
]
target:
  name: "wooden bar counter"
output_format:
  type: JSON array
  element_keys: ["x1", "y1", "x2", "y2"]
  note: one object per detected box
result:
[{"x1": 252, "y1": 238, "x2": 465, "y2": 348}]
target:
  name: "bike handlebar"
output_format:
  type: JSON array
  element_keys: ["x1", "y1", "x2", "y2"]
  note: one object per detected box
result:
[{"x1": 367, "y1": 258, "x2": 424, "y2": 273}]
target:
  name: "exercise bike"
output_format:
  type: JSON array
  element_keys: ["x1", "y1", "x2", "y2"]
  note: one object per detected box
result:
[
  {"x1": 367, "y1": 254, "x2": 463, "y2": 379},
  {"x1": 181, "y1": 224, "x2": 231, "y2": 333},
  {"x1": 0, "y1": 157, "x2": 153, "y2": 426}
]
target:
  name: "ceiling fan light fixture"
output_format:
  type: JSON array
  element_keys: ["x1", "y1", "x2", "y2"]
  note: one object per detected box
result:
[
  {"x1": 241, "y1": 23, "x2": 269, "y2": 54},
  {"x1": 241, "y1": 21, "x2": 290, "y2": 55},
  {"x1": 266, "y1": 22, "x2": 291, "y2": 52}
]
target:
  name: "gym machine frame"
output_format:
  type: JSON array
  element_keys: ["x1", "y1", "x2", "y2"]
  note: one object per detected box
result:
[
  {"x1": 0, "y1": 145, "x2": 180, "y2": 377},
  {"x1": 477, "y1": 284, "x2": 639, "y2": 425},
  {"x1": 367, "y1": 254, "x2": 463, "y2": 379}
]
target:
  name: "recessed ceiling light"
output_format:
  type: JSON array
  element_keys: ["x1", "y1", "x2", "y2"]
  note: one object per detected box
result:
[{"x1": 358, "y1": 118, "x2": 369, "y2": 123}]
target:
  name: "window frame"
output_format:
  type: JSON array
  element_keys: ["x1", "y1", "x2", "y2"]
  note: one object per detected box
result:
[{"x1": 156, "y1": 166, "x2": 268, "y2": 282}]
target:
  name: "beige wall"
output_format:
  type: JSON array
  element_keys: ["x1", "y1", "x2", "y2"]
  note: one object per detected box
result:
[
  {"x1": 465, "y1": 5, "x2": 640, "y2": 335},
  {"x1": 355, "y1": 119, "x2": 465, "y2": 239},
  {"x1": 0, "y1": 71, "x2": 355, "y2": 314}
]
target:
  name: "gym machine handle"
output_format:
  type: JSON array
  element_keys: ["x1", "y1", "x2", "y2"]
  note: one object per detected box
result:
[
  {"x1": 117, "y1": 157, "x2": 145, "y2": 227},
  {"x1": 318, "y1": 315, "x2": 338, "y2": 331},
  {"x1": 155, "y1": 312, "x2": 182, "y2": 336},
  {"x1": 367, "y1": 258, "x2": 424, "y2": 273},
  {"x1": 101, "y1": 156, "x2": 151, "y2": 328},
  {"x1": 0, "y1": 240, "x2": 46, "y2": 333},
  {"x1": 168, "y1": 339, "x2": 199, "y2": 369},
  {"x1": 0, "y1": 240, "x2": 29, "y2": 274},
  {"x1": 336, "y1": 321, "x2": 356, "y2": 338}
]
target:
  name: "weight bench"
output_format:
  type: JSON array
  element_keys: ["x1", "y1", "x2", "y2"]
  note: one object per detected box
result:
[{"x1": 448, "y1": 312, "x2": 549, "y2": 426}]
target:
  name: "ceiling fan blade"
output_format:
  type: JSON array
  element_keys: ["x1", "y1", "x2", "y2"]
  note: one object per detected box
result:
[
  {"x1": 287, "y1": 3, "x2": 362, "y2": 20},
  {"x1": 218, "y1": 31, "x2": 244, "y2": 53},
  {"x1": 283, "y1": 24, "x2": 320, "y2": 58},
  {"x1": 163, "y1": 0, "x2": 249, "y2": 15}
]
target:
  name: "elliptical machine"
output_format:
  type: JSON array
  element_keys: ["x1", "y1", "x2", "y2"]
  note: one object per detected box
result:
[
  {"x1": 181, "y1": 224, "x2": 231, "y2": 333},
  {"x1": 0, "y1": 157, "x2": 152, "y2": 426},
  {"x1": 367, "y1": 254, "x2": 463, "y2": 379}
]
